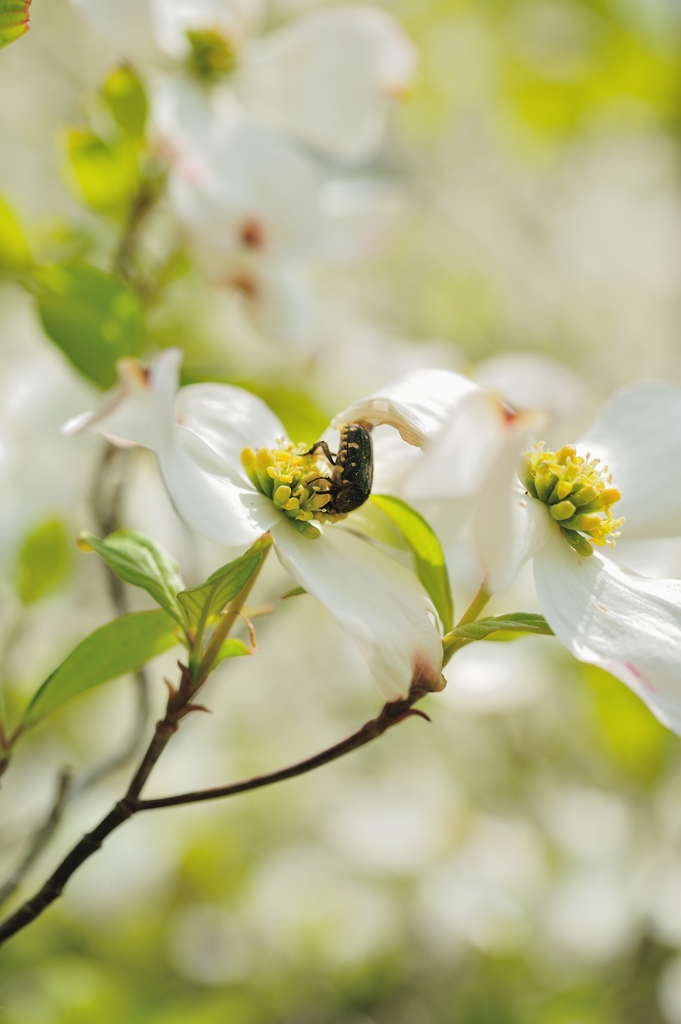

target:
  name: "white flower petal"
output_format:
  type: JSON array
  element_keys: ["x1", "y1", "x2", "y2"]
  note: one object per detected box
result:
[
  {"x1": 238, "y1": 6, "x2": 416, "y2": 163},
  {"x1": 399, "y1": 391, "x2": 514, "y2": 501},
  {"x1": 473, "y1": 352, "x2": 587, "y2": 423},
  {"x1": 534, "y1": 528, "x2": 681, "y2": 735},
  {"x1": 271, "y1": 519, "x2": 443, "y2": 701},
  {"x1": 174, "y1": 381, "x2": 286, "y2": 472},
  {"x1": 578, "y1": 380, "x2": 681, "y2": 539},
  {"x1": 61, "y1": 359, "x2": 154, "y2": 448},
  {"x1": 473, "y1": 418, "x2": 553, "y2": 595},
  {"x1": 158, "y1": 83, "x2": 323, "y2": 265},
  {"x1": 333, "y1": 369, "x2": 484, "y2": 449},
  {"x1": 158, "y1": 423, "x2": 278, "y2": 546}
]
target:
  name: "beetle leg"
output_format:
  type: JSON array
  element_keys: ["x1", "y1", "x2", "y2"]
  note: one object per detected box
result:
[{"x1": 303, "y1": 440, "x2": 337, "y2": 465}]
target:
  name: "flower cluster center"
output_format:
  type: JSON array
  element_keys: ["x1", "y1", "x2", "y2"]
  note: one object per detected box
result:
[
  {"x1": 241, "y1": 442, "x2": 346, "y2": 539},
  {"x1": 520, "y1": 443, "x2": 624, "y2": 557},
  {"x1": 187, "y1": 28, "x2": 239, "y2": 80}
]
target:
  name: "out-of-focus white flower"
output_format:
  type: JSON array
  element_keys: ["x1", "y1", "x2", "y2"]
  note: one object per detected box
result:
[
  {"x1": 155, "y1": 82, "x2": 404, "y2": 341},
  {"x1": 64, "y1": 348, "x2": 443, "y2": 701},
  {"x1": 473, "y1": 379, "x2": 681, "y2": 733},
  {"x1": 74, "y1": 1, "x2": 415, "y2": 164}
]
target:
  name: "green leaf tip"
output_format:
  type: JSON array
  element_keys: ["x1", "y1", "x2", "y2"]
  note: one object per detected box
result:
[
  {"x1": 443, "y1": 613, "x2": 554, "y2": 648},
  {"x1": 0, "y1": 1, "x2": 31, "y2": 50},
  {"x1": 371, "y1": 494, "x2": 453, "y2": 633},
  {"x1": 78, "y1": 529, "x2": 186, "y2": 626}
]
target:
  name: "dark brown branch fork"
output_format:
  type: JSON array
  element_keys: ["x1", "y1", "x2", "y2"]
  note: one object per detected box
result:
[{"x1": 0, "y1": 680, "x2": 434, "y2": 946}]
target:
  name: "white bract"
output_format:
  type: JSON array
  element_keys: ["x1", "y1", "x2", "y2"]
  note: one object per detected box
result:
[
  {"x1": 73, "y1": 0, "x2": 415, "y2": 164},
  {"x1": 337, "y1": 368, "x2": 681, "y2": 734},
  {"x1": 63, "y1": 349, "x2": 443, "y2": 701},
  {"x1": 155, "y1": 81, "x2": 405, "y2": 341}
]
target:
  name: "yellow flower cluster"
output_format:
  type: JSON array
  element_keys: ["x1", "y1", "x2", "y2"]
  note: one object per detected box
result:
[
  {"x1": 520, "y1": 443, "x2": 624, "y2": 557},
  {"x1": 241, "y1": 442, "x2": 345, "y2": 539}
]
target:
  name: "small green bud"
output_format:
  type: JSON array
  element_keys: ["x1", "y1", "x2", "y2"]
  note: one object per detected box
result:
[
  {"x1": 273, "y1": 485, "x2": 291, "y2": 507},
  {"x1": 560, "y1": 527, "x2": 594, "y2": 556},
  {"x1": 549, "y1": 500, "x2": 577, "y2": 521}
]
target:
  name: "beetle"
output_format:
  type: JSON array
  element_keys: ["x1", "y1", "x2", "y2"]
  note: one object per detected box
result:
[{"x1": 304, "y1": 422, "x2": 374, "y2": 514}]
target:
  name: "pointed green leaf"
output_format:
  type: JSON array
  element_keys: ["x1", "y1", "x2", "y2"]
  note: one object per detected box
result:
[
  {"x1": 280, "y1": 586, "x2": 306, "y2": 600},
  {"x1": 0, "y1": 195, "x2": 31, "y2": 274},
  {"x1": 23, "y1": 610, "x2": 180, "y2": 726},
  {"x1": 178, "y1": 538, "x2": 271, "y2": 630},
  {"x1": 36, "y1": 262, "x2": 144, "y2": 389},
  {"x1": 213, "y1": 638, "x2": 252, "y2": 668},
  {"x1": 65, "y1": 129, "x2": 138, "y2": 217},
  {"x1": 79, "y1": 530, "x2": 186, "y2": 625},
  {"x1": 443, "y1": 613, "x2": 553, "y2": 649},
  {"x1": 19, "y1": 519, "x2": 70, "y2": 604},
  {"x1": 0, "y1": 1, "x2": 30, "y2": 50},
  {"x1": 102, "y1": 64, "x2": 148, "y2": 139},
  {"x1": 371, "y1": 494, "x2": 453, "y2": 633}
]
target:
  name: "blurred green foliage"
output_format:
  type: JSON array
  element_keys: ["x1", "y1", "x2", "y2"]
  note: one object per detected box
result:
[
  {"x1": 18, "y1": 518, "x2": 70, "y2": 605},
  {"x1": 36, "y1": 262, "x2": 145, "y2": 388}
]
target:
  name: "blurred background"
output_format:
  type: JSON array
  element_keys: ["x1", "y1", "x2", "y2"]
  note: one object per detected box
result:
[{"x1": 2, "y1": 0, "x2": 681, "y2": 1021}]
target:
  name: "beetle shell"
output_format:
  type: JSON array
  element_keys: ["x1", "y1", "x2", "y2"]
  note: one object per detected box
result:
[{"x1": 332, "y1": 423, "x2": 373, "y2": 513}]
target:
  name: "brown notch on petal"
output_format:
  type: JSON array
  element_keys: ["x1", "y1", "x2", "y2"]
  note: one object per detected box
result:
[
  {"x1": 239, "y1": 217, "x2": 266, "y2": 250},
  {"x1": 411, "y1": 650, "x2": 446, "y2": 694}
]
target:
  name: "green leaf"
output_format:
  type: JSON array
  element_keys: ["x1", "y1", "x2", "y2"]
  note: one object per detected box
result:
[
  {"x1": 178, "y1": 538, "x2": 271, "y2": 631},
  {"x1": 36, "y1": 262, "x2": 144, "y2": 389},
  {"x1": 23, "y1": 610, "x2": 179, "y2": 726},
  {"x1": 19, "y1": 519, "x2": 70, "y2": 604},
  {"x1": 65, "y1": 128, "x2": 138, "y2": 216},
  {"x1": 0, "y1": 0, "x2": 30, "y2": 49},
  {"x1": 0, "y1": 195, "x2": 31, "y2": 274},
  {"x1": 79, "y1": 530, "x2": 186, "y2": 626},
  {"x1": 371, "y1": 494, "x2": 453, "y2": 633},
  {"x1": 280, "y1": 586, "x2": 306, "y2": 600},
  {"x1": 213, "y1": 638, "x2": 252, "y2": 668},
  {"x1": 443, "y1": 613, "x2": 553, "y2": 648},
  {"x1": 102, "y1": 64, "x2": 148, "y2": 139}
]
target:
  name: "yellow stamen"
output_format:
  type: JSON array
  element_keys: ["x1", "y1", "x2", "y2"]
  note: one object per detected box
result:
[
  {"x1": 520, "y1": 442, "x2": 625, "y2": 556},
  {"x1": 241, "y1": 440, "x2": 350, "y2": 540}
]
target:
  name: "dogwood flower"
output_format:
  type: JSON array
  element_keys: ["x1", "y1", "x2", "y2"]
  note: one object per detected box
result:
[
  {"x1": 63, "y1": 349, "x2": 443, "y2": 701},
  {"x1": 472, "y1": 378, "x2": 681, "y2": 734},
  {"x1": 155, "y1": 82, "x2": 405, "y2": 341},
  {"x1": 335, "y1": 367, "x2": 681, "y2": 734},
  {"x1": 73, "y1": 0, "x2": 415, "y2": 164}
]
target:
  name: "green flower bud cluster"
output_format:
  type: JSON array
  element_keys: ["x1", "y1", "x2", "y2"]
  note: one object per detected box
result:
[
  {"x1": 241, "y1": 442, "x2": 344, "y2": 539},
  {"x1": 520, "y1": 443, "x2": 624, "y2": 557},
  {"x1": 187, "y1": 29, "x2": 238, "y2": 80}
]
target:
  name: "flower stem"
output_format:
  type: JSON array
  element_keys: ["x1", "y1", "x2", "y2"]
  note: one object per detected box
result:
[
  {"x1": 196, "y1": 550, "x2": 269, "y2": 683},
  {"x1": 442, "y1": 583, "x2": 491, "y2": 666}
]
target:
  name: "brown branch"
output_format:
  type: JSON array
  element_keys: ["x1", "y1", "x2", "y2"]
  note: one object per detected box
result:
[
  {"x1": 137, "y1": 689, "x2": 432, "y2": 811},
  {"x1": 0, "y1": 685, "x2": 433, "y2": 947}
]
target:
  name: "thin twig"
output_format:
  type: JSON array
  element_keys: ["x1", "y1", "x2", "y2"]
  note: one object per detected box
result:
[{"x1": 0, "y1": 684, "x2": 432, "y2": 946}]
